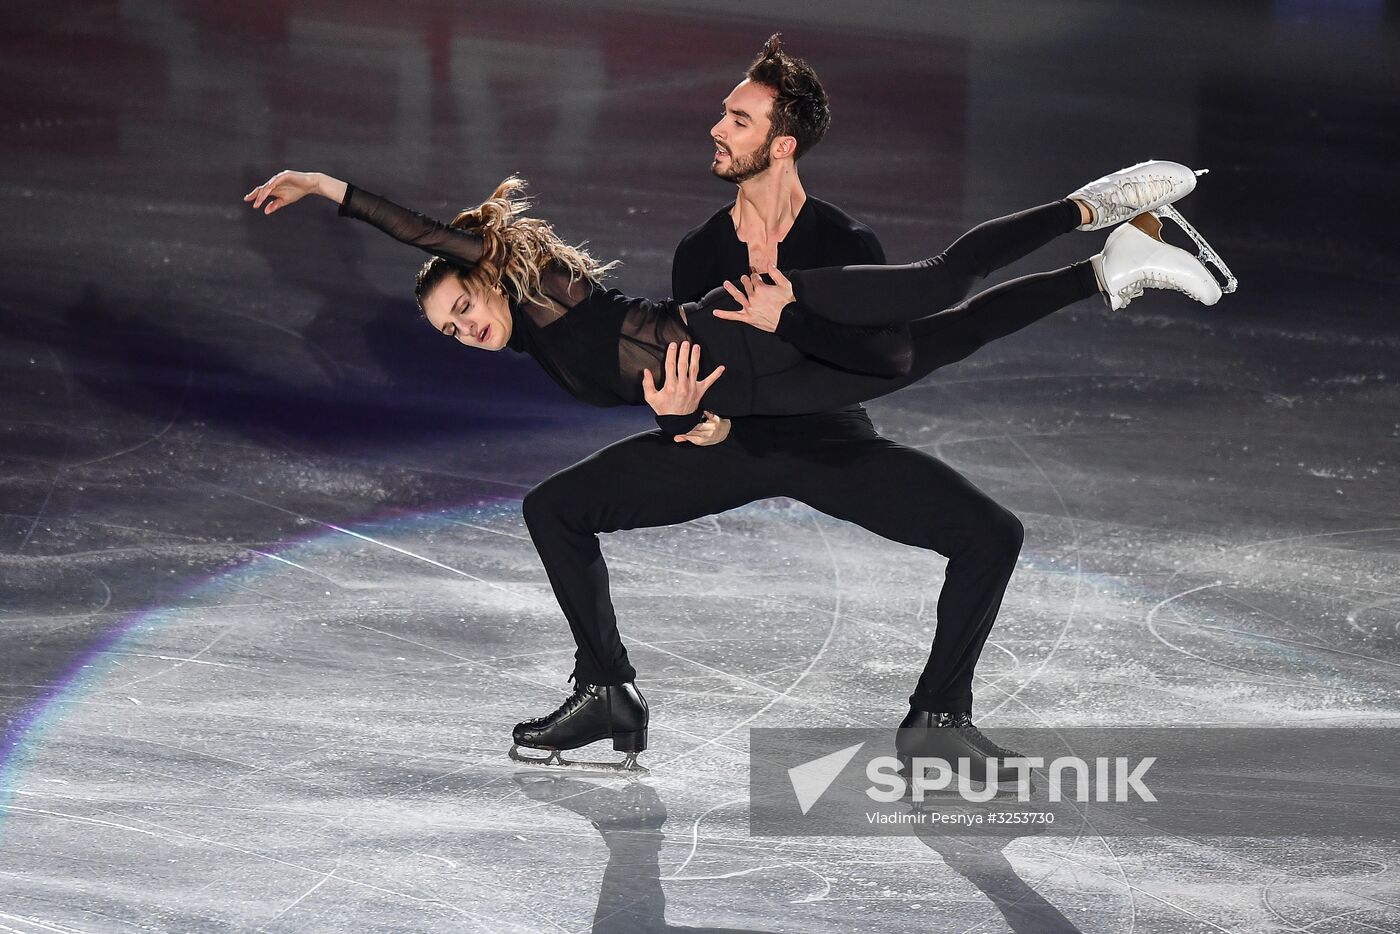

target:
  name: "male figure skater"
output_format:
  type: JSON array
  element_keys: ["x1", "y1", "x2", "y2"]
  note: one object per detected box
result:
[{"x1": 513, "y1": 36, "x2": 1024, "y2": 777}]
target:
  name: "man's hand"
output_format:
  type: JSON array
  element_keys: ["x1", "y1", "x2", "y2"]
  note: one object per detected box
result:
[
  {"x1": 673, "y1": 412, "x2": 731, "y2": 446},
  {"x1": 712, "y1": 268, "x2": 797, "y2": 333},
  {"x1": 642, "y1": 340, "x2": 724, "y2": 416}
]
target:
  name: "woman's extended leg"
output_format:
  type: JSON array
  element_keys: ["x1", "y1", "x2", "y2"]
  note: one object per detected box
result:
[
  {"x1": 690, "y1": 160, "x2": 1208, "y2": 329},
  {"x1": 690, "y1": 199, "x2": 1081, "y2": 329},
  {"x1": 744, "y1": 260, "x2": 1102, "y2": 414},
  {"x1": 783, "y1": 199, "x2": 1083, "y2": 326},
  {"x1": 901, "y1": 259, "x2": 1103, "y2": 373},
  {"x1": 692, "y1": 159, "x2": 1204, "y2": 328}
]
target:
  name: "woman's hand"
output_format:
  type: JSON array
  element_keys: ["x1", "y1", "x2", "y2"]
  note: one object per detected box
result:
[
  {"x1": 642, "y1": 340, "x2": 724, "y2": 417},
  {"x1": 674, "y1": 412, "x2": 731, "y2": 446},
  {"x1": 713, "y1": 267, "x2": 797, "y2": 333},
  {"x1": 244, "y1": 170, "x2": 337, "y2": 215}
]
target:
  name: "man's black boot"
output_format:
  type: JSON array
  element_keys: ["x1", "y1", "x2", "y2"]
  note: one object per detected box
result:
[
  {"x1": 895, "y1": 709, "x2": 1026, "y2": 788},
  {"x1": 512, "y1": 681, "x2": 649, "y2": 759}
]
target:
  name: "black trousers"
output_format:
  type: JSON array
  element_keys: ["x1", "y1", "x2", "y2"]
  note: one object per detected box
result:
[
  {"x1": 524, "y1": 198, "x2": 1095, "y2": 714},
  {"x1": 522, "y1": 409, "x2": 1023, "y2": 713}
]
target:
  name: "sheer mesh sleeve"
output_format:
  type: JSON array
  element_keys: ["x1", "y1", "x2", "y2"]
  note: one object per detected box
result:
[
  {"x1": 337, "y1": 183, "x2": 486, "y2": 268},
  {"x1": 536, "y1": 263, "x2": 595, "y2": 313},
  {"x1": 338, "y1": 184, "x2": 600, "y2": 331}
]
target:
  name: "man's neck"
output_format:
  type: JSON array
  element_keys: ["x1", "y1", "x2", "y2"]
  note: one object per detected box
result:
[{"x1": 731, "y1": 163, "x2": 807, "y2": 243}]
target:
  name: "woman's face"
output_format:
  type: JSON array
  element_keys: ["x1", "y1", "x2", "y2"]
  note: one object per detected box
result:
[{"x1": 422, "y1": 277, "x2": 513, "y2": 351}]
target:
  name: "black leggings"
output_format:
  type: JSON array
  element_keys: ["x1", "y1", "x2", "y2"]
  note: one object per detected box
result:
[
  {"x1": 788, "y1": 198, "x2": 1086, "y2": 326},
  {"x1": 685, "y1": 199, "x2": 1099, "y2": 414}
]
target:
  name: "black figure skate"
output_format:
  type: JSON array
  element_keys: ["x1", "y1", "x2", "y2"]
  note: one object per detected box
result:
[
  {"x1": 895, "y1": 710, "x2": 1030, "y2": 796},
  {"x1": 510, "y1": 681, "x2": 650, "y2": 774}
]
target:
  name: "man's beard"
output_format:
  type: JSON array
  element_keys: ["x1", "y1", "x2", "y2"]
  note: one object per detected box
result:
[{"x1": 712, "y1": 142, "x2": 772, "y2": 183}]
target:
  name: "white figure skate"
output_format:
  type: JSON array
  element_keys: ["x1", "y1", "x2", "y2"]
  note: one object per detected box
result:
[
  {"x1": 1070, "y1": 159, "x2": 1201, "y2": 231},
  {"x1": 1071, "y1": 159, "x2": 1238, "y2": 296},
  {"x1": 1091, "y1": 213, "x2": 1225, "y2": 310}
]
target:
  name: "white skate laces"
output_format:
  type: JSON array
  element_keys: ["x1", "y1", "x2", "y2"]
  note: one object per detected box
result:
[
  {"x1": 1114, "y1": 271, "x2": 1189, "y2": 307},
  {"x1": 1071, "y1": 159, "x2": 1203, "y2": 232}
]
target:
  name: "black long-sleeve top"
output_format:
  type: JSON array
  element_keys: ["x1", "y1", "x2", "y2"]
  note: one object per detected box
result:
[
  {"x1": 337, "y1": 184, "x2": 908, "y2": 430},
  {"x1": 671, "y1": 196, "x2": 906, "y2": 413}
]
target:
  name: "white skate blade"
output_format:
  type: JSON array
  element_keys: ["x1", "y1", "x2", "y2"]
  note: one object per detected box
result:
[
  {"x1": 1154, "y1": 204, "x2": 1237, "y2": 294},
  {"x1": 508, "y1": 743, "x2": 650, "y2": 775}
]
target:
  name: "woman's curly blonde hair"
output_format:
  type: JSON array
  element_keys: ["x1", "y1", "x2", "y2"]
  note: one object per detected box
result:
[{"x1": 414, "y1": 176, "x2": 618, "y2": 315}]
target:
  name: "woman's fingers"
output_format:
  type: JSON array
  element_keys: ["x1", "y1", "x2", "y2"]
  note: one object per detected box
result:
[
  {"x1": 641, "y1": 368, "x2": 656, "y2": 395},
  {"x1": 251, "y1": 177, "x2": 275, "y2": 208},
  {"x1": 688, "y1": 341, "x2": 701, "y2": 380},
  {"x1": 245, "y1": 178, "x2": 273, "y2": 202},
  {"x1": 246, "y1": 171, "x2": 310, "y2": 212},
  {"x1": 677, "y1": 421, "x2": 710, "y2": 444},
  {"x1": 675, "y1": 410, "x2": 728, "y2": 446}
]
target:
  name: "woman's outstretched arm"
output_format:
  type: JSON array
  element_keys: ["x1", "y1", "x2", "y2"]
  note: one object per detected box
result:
[
  {"x1": 245, "y1": 170, "x2": 345, "y2": 213},
  {"x1": 244, "y1": 170, "x2": 486, "y2": 268}
]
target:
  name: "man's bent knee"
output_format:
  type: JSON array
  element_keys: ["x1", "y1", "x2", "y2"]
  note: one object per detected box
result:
[
  {"x1": 522, "y1": 480, "x2": 575, "y2": 532},
  {"x1": 989, "y1": 508, "x2": 1025, "y2": 559}
]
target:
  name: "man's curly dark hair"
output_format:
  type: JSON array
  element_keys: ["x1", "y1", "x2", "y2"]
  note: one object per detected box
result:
[{"x1": 745, "y1": 33, "x2": 831, "y2": 161}]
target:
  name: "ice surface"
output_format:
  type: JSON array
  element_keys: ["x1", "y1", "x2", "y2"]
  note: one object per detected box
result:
[{"x1": 2, "y1": 1, "x2": 1397, "y2": 931}]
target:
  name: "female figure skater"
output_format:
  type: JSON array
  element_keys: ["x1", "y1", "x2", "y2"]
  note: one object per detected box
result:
[
  {"x1": 244, "y1": 162, "x2": 1232, "y2": 771},
  {"x1": 244, "y1": 164, "x2": 1230, "y2": 442}
]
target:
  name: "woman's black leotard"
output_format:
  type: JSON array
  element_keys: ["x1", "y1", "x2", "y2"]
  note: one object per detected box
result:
[{"x1": 337, "y1": 186, "x2": 1098, "y2": 424}]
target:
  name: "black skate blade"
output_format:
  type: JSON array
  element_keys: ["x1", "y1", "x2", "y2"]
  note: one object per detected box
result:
[
  {"x1": 508, "y1": 743, "x2": 650, "y2": 775},
  {"x1": 904, "y1": 776, "x2": 1035, "y2": 809}
]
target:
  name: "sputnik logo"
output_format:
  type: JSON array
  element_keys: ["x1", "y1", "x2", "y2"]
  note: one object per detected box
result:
[{"x1": 787, "y1": 742, "x2": 865, "y2": 815}]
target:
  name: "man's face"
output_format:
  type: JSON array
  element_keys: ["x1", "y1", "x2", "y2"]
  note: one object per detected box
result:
[{"x1": 710, "y1": 79, "x2": 777, "y2": 183}]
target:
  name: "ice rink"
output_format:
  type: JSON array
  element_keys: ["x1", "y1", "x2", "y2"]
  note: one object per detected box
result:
[{"x1": 2, "y1": 1, "x2": 1398, "y2": 931}]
